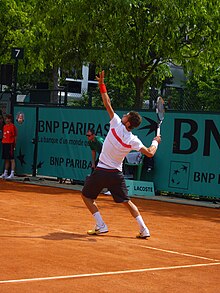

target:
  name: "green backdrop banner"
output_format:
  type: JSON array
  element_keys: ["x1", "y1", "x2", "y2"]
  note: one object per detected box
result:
[{"x1": 14, "y1": 106, "x2": 220, "y2": 198}]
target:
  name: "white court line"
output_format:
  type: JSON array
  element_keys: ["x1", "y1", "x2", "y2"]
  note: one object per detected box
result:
[
  {"x1": 134, "y1": 244, "x2": 220, "y2": 262},
  {"x1": 97, "y1": 237, "x2": 220, "y2": 262},
  {"x1": 0, "y1": 217, "x2": 219, "y2": 262},
  {"x1": 0, "y1": 262, "x2": 220, "y2": 284},
  {"x1": 0, "y1": 217, "x2": 73, "y2": 233}
]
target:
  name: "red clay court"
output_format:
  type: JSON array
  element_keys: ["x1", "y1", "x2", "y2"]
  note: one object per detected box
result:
[{"x1": 0, "y1": 180, "x2": 219, "y2": 292}]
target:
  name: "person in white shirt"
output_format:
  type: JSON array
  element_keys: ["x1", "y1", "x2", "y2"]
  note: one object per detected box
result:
[{"x1": 81, "y1": 70, "x2": 161, "y2": 239}]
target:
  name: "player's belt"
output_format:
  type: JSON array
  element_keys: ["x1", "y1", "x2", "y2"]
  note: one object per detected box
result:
[{"x1": 96, "y1": 167, "x2": 119, "y2": 172}]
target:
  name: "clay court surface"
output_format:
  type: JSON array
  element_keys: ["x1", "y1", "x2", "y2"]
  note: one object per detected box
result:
[{"x1": 0, "y1": 180, "x2": 219, "y2": 293}]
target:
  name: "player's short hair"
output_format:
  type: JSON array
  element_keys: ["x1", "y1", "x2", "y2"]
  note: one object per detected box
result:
[{"x1": 128, "y1": 111, "x2": 142, "y2": 129}]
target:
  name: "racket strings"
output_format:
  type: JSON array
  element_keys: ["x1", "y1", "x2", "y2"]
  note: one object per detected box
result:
[{"x1": 156, "y1": 97, "x2": 165, "y2": 121}]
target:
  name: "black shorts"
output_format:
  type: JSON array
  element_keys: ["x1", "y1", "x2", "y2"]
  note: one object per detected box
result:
[
  {"x1": 82, "y1": 167, "x2": 130, "y2": 203},
  {"x1": 2, "y1": 143, "x2": 15, "y2": 160}
]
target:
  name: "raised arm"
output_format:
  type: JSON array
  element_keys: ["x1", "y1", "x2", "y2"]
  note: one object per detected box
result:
[{"x1": 96, "y1": 70, "x2": 114, "y2": 120}]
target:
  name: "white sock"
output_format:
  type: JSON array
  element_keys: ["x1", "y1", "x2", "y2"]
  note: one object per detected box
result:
[
  {"x1": 136, "y1": 215, "x2": 149, "y2": 232},
  {"x1": 11, "y1": 170, "x2": 15, "y2": 175},
  {"x1": 93, "y1": 212, "x2": 105, "y2": 227},
  {"x1": 3, "y1": 170, "x2": 8, "y2": 176}
]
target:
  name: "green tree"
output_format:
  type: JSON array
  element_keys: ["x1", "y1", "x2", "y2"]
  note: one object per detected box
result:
[
  {"x1": 15, "y1": 0, "x2": 98, "y2": 100},
  {"x1": 0, "y1": 0, "x2": 31, "y2": 63},
  {"x1": 184, "y1": 67, "x2": 220, "y2": 111},
  {"x1": 75, "y1": 0, "x2": 220, "y2": 108},
  {"x1": 1, "y1": 0, "x2": 220, "y2": 110}
]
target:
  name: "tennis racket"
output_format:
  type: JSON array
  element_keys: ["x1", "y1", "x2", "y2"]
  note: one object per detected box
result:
[{"x1": 156, "y1": 96, "x2": 165, "y2": 136}]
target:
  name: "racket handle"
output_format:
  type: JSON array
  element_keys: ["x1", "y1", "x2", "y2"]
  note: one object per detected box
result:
[{"x1": 157, "y1": 126, "x2": 161, "y2": 136}]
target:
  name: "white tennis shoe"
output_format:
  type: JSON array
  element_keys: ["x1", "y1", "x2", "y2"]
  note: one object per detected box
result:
[
  {"x1": 0, "y1": 174, "x2": 8, "y2": 179},
  {"x1": 87, "y1": 224, "x2": 108, "y2": 235},
  {"x1": 136, "y1": 228, "x2": 150, "y2": 239},
  {"x1": 6, "y1": 174, "x2": 15, "y2": 179}
]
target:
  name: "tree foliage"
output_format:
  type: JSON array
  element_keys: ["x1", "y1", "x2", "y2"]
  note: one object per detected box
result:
[
  {"x1": 0, "y1": 0, "x2": 31, "y2": 63},
  {"x1": 184, "y1": 67, "x2": 220, "y2": 111},
  {"x1": 74, "y1": 0, "x2": 220, "y2": 108},
  {"x1": 1, "y1": 0, "x2": 220, "y2": 110}
]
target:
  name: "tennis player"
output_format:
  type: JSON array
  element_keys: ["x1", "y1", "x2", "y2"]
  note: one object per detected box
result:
[{"x1": 81, "y1": 70, "x2": 161, "y2": 239}]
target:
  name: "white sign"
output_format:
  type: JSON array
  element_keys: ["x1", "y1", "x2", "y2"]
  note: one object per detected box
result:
[{"x1": 125, "y1": 180, "x2": 155, "y2": 197}]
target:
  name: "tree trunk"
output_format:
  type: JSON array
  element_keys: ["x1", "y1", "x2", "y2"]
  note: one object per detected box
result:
[{"x1": 134, "y1": 77, "x2": 145, "y2": 109}]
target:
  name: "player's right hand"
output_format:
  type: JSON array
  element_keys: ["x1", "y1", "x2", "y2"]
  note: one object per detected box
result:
[{"x1": 153, "y1": 136, "x2": 161, "y2": 144}]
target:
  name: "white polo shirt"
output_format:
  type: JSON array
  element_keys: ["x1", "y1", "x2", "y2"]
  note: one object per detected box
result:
[{"x1": 98, "y1": 113, "x2": 144, "y2": 171}]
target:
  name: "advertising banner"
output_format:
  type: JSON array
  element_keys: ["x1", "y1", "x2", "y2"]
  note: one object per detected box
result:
[
  {"x1": 125, "y1": 180, "x2": 155, "y2": 197},
  {"x1": 14, "y1": 106, "x2": 220, "y2": 198}
]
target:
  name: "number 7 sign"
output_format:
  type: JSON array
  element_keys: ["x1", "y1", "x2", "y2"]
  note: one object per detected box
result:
[{"x1": 11, "y1": 48, "x2": 24, "y2": 59}]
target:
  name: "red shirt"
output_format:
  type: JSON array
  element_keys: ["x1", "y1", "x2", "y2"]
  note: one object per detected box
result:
[{"x1": 2, "y1": 123, "x2": 17, "y2": 144}]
